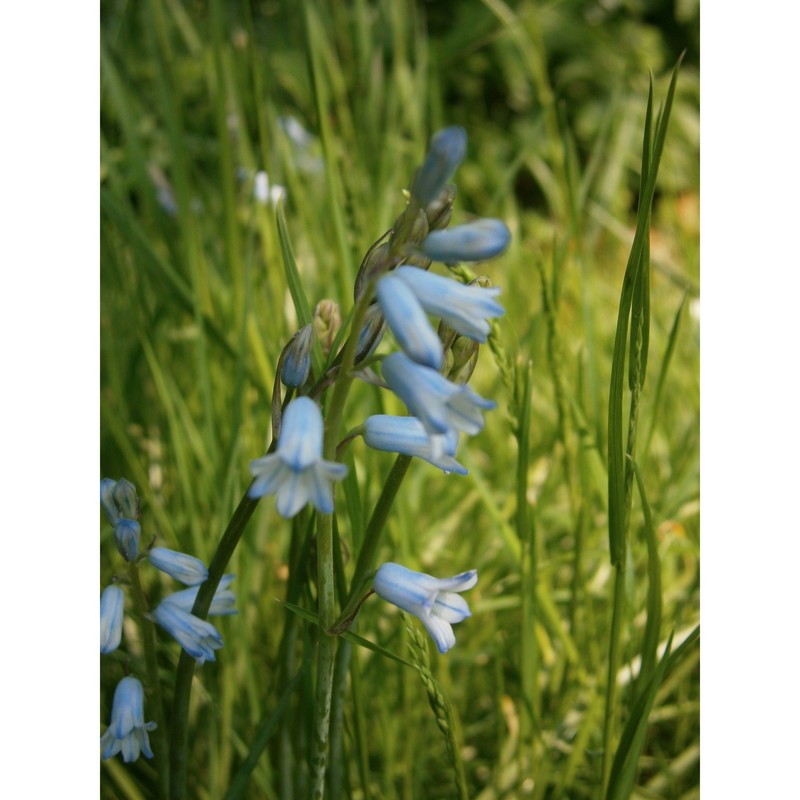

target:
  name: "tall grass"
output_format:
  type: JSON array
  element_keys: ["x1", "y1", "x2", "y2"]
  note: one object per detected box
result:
[{"x1": 101, "y1": 1, "x2": 699, "y2": 798}]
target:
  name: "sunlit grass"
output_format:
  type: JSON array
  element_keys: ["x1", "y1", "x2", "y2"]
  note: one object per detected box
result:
[{"x1": 101, "y1": 1, "x2": 699, "y2": 797}]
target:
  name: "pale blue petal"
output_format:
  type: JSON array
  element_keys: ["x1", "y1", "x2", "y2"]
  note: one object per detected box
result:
[
  {"x1": 377, "y1": 274, "x2": 443, "y2": 369},
  {"x1": 278, "y1": 397, "x2": 324, "y2": 469},
  {"x1": 433, "y1": 592, "x2": 472, "y2": 623},
  {"x1": 100, "y1": 585, "x2": 125, "y2": 654},
  {"x1": 394, "y1": 267, "x2": 504, "y2": 342},
  {"x1": 411, "y1": 126, "x2": 467, "y2": 206},
  {"x1": 275, "y1": 469, "x2": 312, "y2": 518},
  {"x1": 419, "y1": 613, "x2": 456, "y2": 654},
  {"x1": 149, "y1": 547, "x2": 209, "y2": 586},
  {"x1": 101, "y1": 677, "x2": 156, "y2": 763},
  {"x1": 364, "y1": 416, "x2": 467, "y2": 474},
  {"x1": 249, "y1": 456, "x2": 288, "y2": 499},
  {"x1": 153, "y1": 602, "x2": 223, "y2": 663},
  {"x1": 421, "y1": 219, "x2": 511, "y2": 263}
]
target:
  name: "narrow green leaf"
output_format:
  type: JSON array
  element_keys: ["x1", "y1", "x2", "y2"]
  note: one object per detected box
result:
[
  {"x1": 606, "y1": 633, "x2": 674, "y2": 800},
  {"x1": 275, "y1": 200, "x2": 325, "y2": 376},
  {"x1": 643, "y1": 293, "x2": 689, "y2": 460},
  {"x1": 629, "y1": 457, "x2": 662, "y2": 688},
  {"x1": 278, "y1": 600, "x2": 416, "y2": 668}
]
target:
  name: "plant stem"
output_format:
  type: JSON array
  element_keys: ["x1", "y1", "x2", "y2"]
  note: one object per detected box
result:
[
  {"x1": 169, "y1": 490, "x2": 259, "y2": 800},
  {"x1": 310, "y1": 289, "x2": 374, "y2": 799},
  {"x1": 127, "y1": 560, "x2": 170, "y2": 800}
]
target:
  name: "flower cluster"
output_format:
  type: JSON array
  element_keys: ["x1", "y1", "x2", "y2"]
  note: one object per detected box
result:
[
  {"x1": 249, "y1": 127, "x2": 498, "y2": 653},
  {"x1": 100, "y1": 477, "x2": 238, "y2": 762},
  {"x1": 358, "y1": 127, "x2": 502, "y2": 651}
]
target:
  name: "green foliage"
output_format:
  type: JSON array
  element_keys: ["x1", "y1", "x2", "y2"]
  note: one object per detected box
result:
[{"x1": 101, "y1": 0, "x2": 699, "y2": 798}]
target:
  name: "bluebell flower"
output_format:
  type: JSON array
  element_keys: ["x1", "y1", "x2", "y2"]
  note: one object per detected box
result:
[
  {"x1": 100, "y1": 585, "x2": 125, "y2": 654},
  {"x1": 113, "y1": 518, "x2": 141, "y2": 562},
  {"x1": 364, "y1": 415, "x2": 467, "y2": 475},
  {"x1": 393, "y1": 267, "x2": 504, "y2": 343},
  {"x1": 149, "y1": 547, "x2": 209, "y2": 586},
  {"x1": 249, "y1": 397, "x2": 348, "y2": 517},
  {"x1": 281, "y1": 324, "x2": 314, "y2": 388},
  {"x1": 376, "y1": 273, "x2": 443, "y2": 369},
  {"x1": 373, "y1": 562, "x2": 477, "y2": 653},
  {"x1": 161, "y1": 575, "x2": 237, "y2": 616},
  {"x1": 381, "y1": 353, "x2": 495, "y2": 443},
  {"x1": 101, "y1": 677, "x2": 157, "y2": 762},
  {"x1": 411, "y1": 126, "x2": 468, "y2": 206},
  {"x1": 153, "y1": 601, "x2": 223, "y2": 665},
  {"x1": 421, "y1": 219, "x2": 511, "y2": 263}
]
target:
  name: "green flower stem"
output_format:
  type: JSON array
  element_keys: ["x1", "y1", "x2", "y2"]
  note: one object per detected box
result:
[
  {"x1": 346, "y1": 454, "x2": 412, "y2": 606},
  {"x1": 127, "y1": 560, "x2": 170, "y2": 800},
  {"x1": 310, "y1": 289, "x2": 375, "y2": 799},
  {"x1": 169, "y1": 489, "x2": 260, "y2": 800}
]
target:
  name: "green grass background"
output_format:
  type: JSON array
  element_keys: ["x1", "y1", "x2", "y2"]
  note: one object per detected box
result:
[{"x1": 100, "y1": 1, "x2": 699, "y2": 797}]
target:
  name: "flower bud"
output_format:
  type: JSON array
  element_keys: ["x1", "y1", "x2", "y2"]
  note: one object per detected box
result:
[
  {"x1": 313, "y1": 300, "x2": 342, "y2": 357},
  {"x1": 425, "y1": 184, "x2": 457, "y2": 231},
  {"x1": 446, "y1": 335, "x2": 480, "y2": 384},
  {"x1": 355, "y1": 303, "x2": 386, "y2": 363},
  {"x1": 281, "y1": 324, "x2": 314, "y2": 388},
  {"x1": 355, "y1": 240, "x2": 400, "y2": 301},
  {"x1": 114, "y1": 518, "x2": 141, "y2": 562},
  {"x1": 411, "y1": 126, "x2": 467, "y2": 206},
  {"x1": 101, "y1": 479, "x2": 119, "y2": 524},
  {"x1": 112, "y1": 478, "x2": 140, "y2": 520},
  {"x1": 421, "y1": 219, "x2": 511, "y2": 263}
]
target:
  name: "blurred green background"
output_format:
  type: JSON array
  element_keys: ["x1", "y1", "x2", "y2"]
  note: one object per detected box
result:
[{"x1": 101, "y1": 1, "x2": 699, "y2": 798}]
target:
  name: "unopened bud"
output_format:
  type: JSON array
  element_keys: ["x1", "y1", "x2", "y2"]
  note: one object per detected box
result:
[
  {"x1": 410, "y1": 126, "x2": 467, "y2": 206},
  {"x1": 355, "y1": 240, "x2": 400, "y2": 301},
  {"x1": 446, "y1": 335, "x2": 481, "y2": 384},
  {"x1": 281, "y1": 324, "x2": 314, "y2": 388},
  {"x1": 112, "y1": 478, "x2": 140, "y2": 521},
  {"x1": 114, "y1": 518, "x2": 142, "y2": 562},
  {"x1": 101, "y1": 479, "x2": 119, "y2": 524},
  {"x1": 313, "y1": 300, "x2": 342, "y2": 357},
  {"x1": 355, "y1": 304, "x2": 386, "y2": 363},
  {"x1": 425, "y1": 184, "x2": 457, "y2": 231}
]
